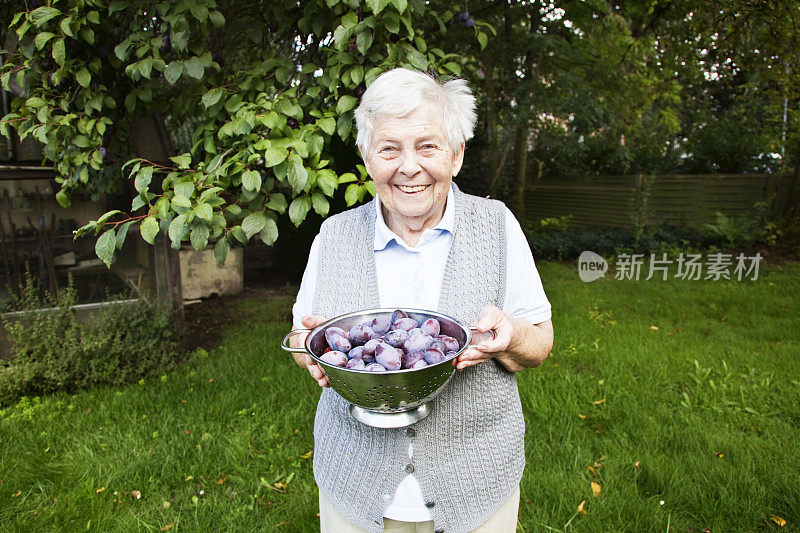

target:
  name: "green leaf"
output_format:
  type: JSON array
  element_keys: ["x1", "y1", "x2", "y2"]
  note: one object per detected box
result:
[
  {"x1": 383, "y1": 12, "x2": 400, "y2": 33},
  {"x1": 30, "y1": 6, "x2": 61, "y2": 27},
  {"x1": 242, "y1": 211, "x2": 267, "y2": 238},
  {"x1": 116, "y1": 220, "x2": 133, "y2": 250},
  {"x1": 366, "y1": 0, "x2": 391, "y2": 15},
  {"x1": 477, "y1": 31, "x2": 488, "y2": 50},
  {"x1": 95, "y1": 229, "x2": 116, "y2": 267},
  {"x1": 406, "y1": 48, "x2": 427, "y2": 70},
  {"x1": 336, "y1": 95, "x2": 357, "y2": 114},
  {"x1": 168, "y1": 214, "x2": 187, "y2": 249},
  {"x1": 318, "y1": 117, "x2": 336, "y2": 136},
  {"x1": 75, "y1": 67, "x2": 91, "y2": 88},
  {"x1": 134, "y1": 166, "x2": 154, "y2": 193},
  {"x1": 87, "y1": 11, "x2": 100, "y2": 24},
  {"x1": 131, "y1": 195, "x2": 146, "y2": 211},
  {"x1": 172, "y1": 195, "x2": 192, "y2": 208},
  {"x1": 242, "y1": 169, "x2": 262, "y2": 192},
  {"x1": 288, "y1": 195, "x2": 311, "y2": 226},
  {"x1": 443, "y1": 62, "x2": 461, "y2": 76},
  {"x1": 316, "y1": 169, "x2": 338, "y2": 197},
  {"x1": 51, "y1": 38, "x2": 66, "y2": 66},
  {"x1": 170, "y1": 153, "x2": 192, "y2": 169},
  {"x1": 34, "y1": 32, "x2": 55, "y2": 50},
  {"x1": 208, "y1": 10, "x2": 225, "y2": 27},
  {"x1": 109, "y1": 1, "x2": 130, "y2": 13},
  {"x1": 230, "y1": 225, "x2": 247, "y2": 244},
  {"x1": 259, "y1": 218, "x2": 278, "y2": 245},
  {"x1": 190, "y1": 224, "x2": 210, "y2": 250},
  {"x1": 356, "y1": 29, "x2": 373, "y2": 55},
  {"x1": 184, "y1": 57, "x2": 204, "y2": 79},
  {"x1": 56, "y1": 188, "x2": 71, "y2": 208},
  {"x1": 195, "y1": 203, "x2": 213, "y2": 222},
  {"x1": 287, "y1": 154, "x2": 308, "y2": 191},
  {"x1": 266, "y1": 193, "x2": 287, "y2": 214},
  {"x1": 202, "y1": 87, "x2": 224, "y2": 108},
  {"x1": 312, "y1": 193, "x2": 330, "y2": 217},
  {"x1": 337, "y1": 114, "x2": 352, "y2": 140},
  {"x1": 214, "y1": 237, "x2": 230, "y2": 265},
  {"x1": 164, "y1": 61, "x2": 184, "y2": 84},
  {"x1": 140, "y1": 216, "x2": 159, "y2": 244},
  {"x1": 345, "y1": 183, "x2": 360, "y2": 206},
  {"x1": 338, "y1": 172, "x2": 357, "y2": 184},
  {"x1": 264, "y1": 147, "x2": 288, "y2": 167}
]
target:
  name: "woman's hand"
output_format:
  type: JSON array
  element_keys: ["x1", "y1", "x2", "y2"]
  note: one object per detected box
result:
[
  {"x1": 290, "y1": 315, "x2": 330, "y2": 388},
  {"x1": 455, "y1": 305, "x2": 554, "y2": 372}
]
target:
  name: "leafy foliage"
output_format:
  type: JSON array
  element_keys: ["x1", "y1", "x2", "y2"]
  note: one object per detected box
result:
[
  {"x1": 0, "y1": 0, "x2": 476, "y2": 265},
  {"x1": 0, "y1": 274, "x2": 181, "y2": 406}
]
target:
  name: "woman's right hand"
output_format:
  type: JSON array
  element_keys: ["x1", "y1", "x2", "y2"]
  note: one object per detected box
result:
[{"x1": 290, "y1": 315, "x2": 330, "y2": 388}]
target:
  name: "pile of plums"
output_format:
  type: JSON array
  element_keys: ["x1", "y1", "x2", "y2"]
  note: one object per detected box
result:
[{"x1": 317, "y1": 310, "x2": 462, "y2": 372}]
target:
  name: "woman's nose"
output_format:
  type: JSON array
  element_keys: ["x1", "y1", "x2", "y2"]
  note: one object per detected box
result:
[{"x1": 397, "y1": 150, "x2": 422, "y2": 176}]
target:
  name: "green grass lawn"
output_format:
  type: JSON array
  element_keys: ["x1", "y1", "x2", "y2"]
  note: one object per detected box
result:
[{"x1": 1, "y1": 260, "x2": 799, "y2": 532}]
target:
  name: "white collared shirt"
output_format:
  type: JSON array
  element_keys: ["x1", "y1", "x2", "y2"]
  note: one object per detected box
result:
[{"x1": 292, "y1": 184, "x2": 551, "y2": 521}]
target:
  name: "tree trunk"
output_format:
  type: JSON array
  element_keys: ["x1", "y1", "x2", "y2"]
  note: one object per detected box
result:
[
  {"x1": 512, "y1": 123, "x2": 529, "y2": 220},
  {"x1": 482, "y1": 55, "x2": 498, "y2": 194}
]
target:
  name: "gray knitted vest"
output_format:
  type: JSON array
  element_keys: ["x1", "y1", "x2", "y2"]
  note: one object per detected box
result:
[{"x1": 311, "y1": 185, "x2": 525, "y2": 533}]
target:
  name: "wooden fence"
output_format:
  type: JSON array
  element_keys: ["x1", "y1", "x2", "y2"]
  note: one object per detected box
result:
[{"x1": 525, "y1": 174, "x2": 794, "y2": 229}]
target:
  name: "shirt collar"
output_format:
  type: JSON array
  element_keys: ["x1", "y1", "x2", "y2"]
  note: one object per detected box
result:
[{"x1": 373, "y1": 184, "x2": 456, "y2": 251}]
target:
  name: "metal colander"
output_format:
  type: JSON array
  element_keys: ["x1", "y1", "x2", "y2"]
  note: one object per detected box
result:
[{"x1": 281, "y1": 308, "x2": 488, "y2": 427}]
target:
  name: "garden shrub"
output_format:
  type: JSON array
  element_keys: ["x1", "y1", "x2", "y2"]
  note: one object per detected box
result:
[{"x1": 0, "y1": 275, "x2": 182, "y2": 406}]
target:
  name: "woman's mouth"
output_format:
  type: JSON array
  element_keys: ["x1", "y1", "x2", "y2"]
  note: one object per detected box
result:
[{"x1": 395, "y1": 184, "x2": 429, "y2": 193}]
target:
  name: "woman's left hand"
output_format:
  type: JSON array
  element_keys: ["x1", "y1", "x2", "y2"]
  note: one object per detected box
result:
[{"x1": 454, "y1": 305, "x2": 553, "y2": 372}]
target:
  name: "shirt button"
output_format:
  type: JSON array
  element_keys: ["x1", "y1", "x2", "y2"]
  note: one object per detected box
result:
[
  {"x1": 425, "y1": 501, "x2": 435, "y2": 508},
  {"x1": 405, "y1": 428, "x2": 416, "y2": 437},
  {"x1": 405, "y1": 464, "x2": 415, "y2": 473}
]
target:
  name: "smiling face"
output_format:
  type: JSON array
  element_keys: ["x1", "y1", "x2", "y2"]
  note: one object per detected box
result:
[{"x1": 361, "y1": 105, "x2": 464, "y2": 241}]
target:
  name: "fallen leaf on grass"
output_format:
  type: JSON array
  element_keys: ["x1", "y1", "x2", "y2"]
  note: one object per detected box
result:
[
  {"x1": 184, "y1": 430, "x2": 191, "y2": 435},
  {"x1": 578, "y1": 413, "x2": 587, "y2": 419},
  {"x1": 649, "y1": 325, "x2": 659, "y2": 331},
  {"x1": 300, "y1": 451, "x2": 313, "y2": 459},
  {"x1": 634, "y1": 460, "x2": 641, "y2": 468},
  {"x1": 715, "y1": 452, "x2": 724, "y2": 458},
  {"x1": 160, "y1": 524, "x2": 173, "y2": 531},
  {"x1": 577, "y1": 500, "x2": 587, "y2": 514},
  {"x1": 591, "y1": 482, "x2": 601, "y2": 498},
  {"x1": 592, "y1": 398, "x2": 606, "y2": 405},
  {"x1": 207, "y1": 378, "x2": 214, "y2": 383},
  {"x1": 12, "y1": 490, "x2": 21, "y2": 498},
  {"x1": 771, "y1": 515, "x2": 786, "y2": 527},
  {"x1": 131, "y1": 490, "x2": 141, "y2": 500},
  {"x1": 96, "y1": 487, "x2": 106, "y2": 493},
  {"x1": 216, "y1": 478, "x2": 227, "y2": 485}
]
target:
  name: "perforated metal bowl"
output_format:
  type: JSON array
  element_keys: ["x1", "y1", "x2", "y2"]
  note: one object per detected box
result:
[{"x1": 281, "y1": 308, "x2": 489, "y2": 428}]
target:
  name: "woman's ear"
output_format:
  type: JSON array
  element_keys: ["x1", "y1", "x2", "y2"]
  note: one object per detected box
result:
[{"x1": 452, "y1": 142, "x2": 465, "y2": 177}]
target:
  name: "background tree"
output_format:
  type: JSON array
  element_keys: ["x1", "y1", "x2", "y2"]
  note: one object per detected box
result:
[{"x1": 0, "y1": 0, "x2": 478, "y2": 266}]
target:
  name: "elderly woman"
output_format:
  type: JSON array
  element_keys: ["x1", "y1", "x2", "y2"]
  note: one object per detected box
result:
[{"x1": 290, "y1": 68, "x2": 553, "y2": 533}]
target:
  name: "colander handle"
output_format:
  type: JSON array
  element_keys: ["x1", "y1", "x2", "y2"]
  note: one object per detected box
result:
[
  {"x1": 467, "y1": 326, "x2": 497, "y2": 349},
  {"x1": 280, "y1": 328, "x2": 312, "y2": 353}
]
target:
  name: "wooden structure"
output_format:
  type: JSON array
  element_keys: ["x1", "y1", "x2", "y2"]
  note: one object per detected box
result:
[{"x1": 525, "y1": 174, "x2": 793, "y2": 229}]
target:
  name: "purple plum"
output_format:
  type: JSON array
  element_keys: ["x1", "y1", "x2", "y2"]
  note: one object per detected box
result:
[
  {"x1": 423, "y1": 348, "x2": 445, "y2": 365},
  {"x1": 349, "y1": 324, "x2": 376, "y2": 345},
  {"x1": 365, "y1": 362, "x2": 386, "y2": 372},
  {"x1": 348, "y1": 346, "x2": 364, "y2": 360},
  {"x1": 384, "y1": 330, "x2": 409, "y2": 348},
  {"x1": 346, "y1": 357, "x2": 366, "y2": 370},
  {"x1": 420, "y1": 318, "x2": 441, "y2": 336},
  {"x1": 320, "y1": 350, "x2": 347, "y2": 367},
  {"x1": 370, "y1": 315, "x2": 392, "y2": 336},
  {"x1": 403, "y1": 333, "x2": 433, "y2": 354},
  {"x1": 391, "y1": 309, "x2": 409, "y2": 323},
  {"x1": 393, "y1": 318, "x2": 418, "y2": 331},
  {"x1": 376, "y1": 346, "x2": 402, "y2": 370}
]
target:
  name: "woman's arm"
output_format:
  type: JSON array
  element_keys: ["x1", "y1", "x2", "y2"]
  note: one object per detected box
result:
[{"x1": 454, "y1": 305, "x2": 554, "y2": 372}]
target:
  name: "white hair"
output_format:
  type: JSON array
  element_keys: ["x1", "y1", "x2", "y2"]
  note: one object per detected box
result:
[{"x1": 354, "y1": 68, "x2": 477, "y2": 154}]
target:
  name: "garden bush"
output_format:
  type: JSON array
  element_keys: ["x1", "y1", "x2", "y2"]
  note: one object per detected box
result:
[{"x1": 0, "y1": 276, "x2": 183, "y2": 406}]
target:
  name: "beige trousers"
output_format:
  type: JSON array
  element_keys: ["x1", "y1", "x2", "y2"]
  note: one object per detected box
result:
[{"x1": 319, "y1": 486, "x2": 521, "y2": 533}]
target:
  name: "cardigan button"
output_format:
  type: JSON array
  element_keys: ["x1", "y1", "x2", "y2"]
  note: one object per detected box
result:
[
  {"x1": 425, "y1": 501, "x2": 435, "y2": 508},
  {"x1": 405, "y1": 464, "x2": 415, "y2": 473},
  {"x1": 435, "y1": 529, "x2": 444, "y2": 533},
  {"x1": 405, "y1": 428, "x2": 416, "y2": 437}
]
